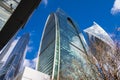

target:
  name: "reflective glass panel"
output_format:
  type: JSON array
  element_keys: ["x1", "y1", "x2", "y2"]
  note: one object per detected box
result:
[{"x1": 0, "y1": 0, "x2": 21, "y2": 31}]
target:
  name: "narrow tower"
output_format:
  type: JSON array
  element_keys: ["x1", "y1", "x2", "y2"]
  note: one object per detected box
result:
[{"x1": 0, "y1": 33, "x2": 29, "y2": 80}]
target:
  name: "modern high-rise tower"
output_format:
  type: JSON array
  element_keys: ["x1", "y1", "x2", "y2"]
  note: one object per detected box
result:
[
  {"x1": 0, "y1": 0, "x2": 21, "y2": 31},
  {"x1": 0, "y1": 33, "x2": 29, "y2": 80},
  {"x1": 0, "y1": 35, "x2": 16, "y2": 68},
  {"x1": 84, "y1": 22, "x2": 116, "y2": 79},
  {"x1": 37, "y1": 9, "x2": 102, "y2": 80},
  {"x1": 0, "y1": 0, "x2": 41, "y2": 50}
]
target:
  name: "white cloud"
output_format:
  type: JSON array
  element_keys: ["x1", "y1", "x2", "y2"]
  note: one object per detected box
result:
[
  {"x1": 109, "y1": 27, "x2": 120, "y2": 38},
  {"x1": 109, "y1": 33, "x2": 115, "y2": 38},
  {"x1": 117, "y1": 27, "x2": 120, "y2": 31},
  {"x1": 111, "y1": 0, "x2": 120, "y2": 15},
  {"x1": 24, "y1": 57, "x2": 37, "y2": 69},
  {"x1": 26, "y1": 46, "x2": 33, "y2": 53},
  {"x1": 25, "y1": 31, "x2": 35, "y2": 53},
  {"x1": 30, "y1": 30, "x2": 36, "y2": 37},
  {"x1": 42, "y1": 0, "x2": 48, "y2": 7}
]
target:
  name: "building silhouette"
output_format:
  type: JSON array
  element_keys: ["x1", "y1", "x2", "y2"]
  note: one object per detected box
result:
[
  {"x1": 0, "y1": 33, "x2": 29, "y2": 80},
  {"x1": 37, "y1": 9, "x2": 102, "y2": 80}
]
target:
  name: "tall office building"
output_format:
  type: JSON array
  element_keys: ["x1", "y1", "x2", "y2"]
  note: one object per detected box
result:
[
  {"x1": 0, "y1": 31, "x2": 19, "y2": 62},
  {"x1": 0, "y1": 33, "x2": 29, "y2": 80},
  {"x1": 0, "y1": 0, "x2": 41, "y2": 50},
  {"x1": 0, "y1": 0, "x2": 21, "y2": 31},
  {"x1": 84, "y1": 22, "x2": 116, "y2": 79},
  {"x1": 0, "y1": 36, "x2": 16, "y2": 68},
  {"x1": 37, "y1": 9, "x2": 102, "y2": 80}
]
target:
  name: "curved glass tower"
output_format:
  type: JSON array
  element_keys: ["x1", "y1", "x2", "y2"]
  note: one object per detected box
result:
[
  {"x1": 37, "y1": 9, "x2": 102, "y2": 80},
  {"x1": 0, "y1": 33, "x2": 29, "y2": 80}
]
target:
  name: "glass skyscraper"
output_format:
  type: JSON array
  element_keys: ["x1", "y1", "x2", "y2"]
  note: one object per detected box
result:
[
  {"x1": 0, "y1": 0, "x2": 41, "y2": 50},
  {"x1": 37, "y1": 9, "x2": 102, "y2": 80},
  {"x1": 0, "y1": 36, "x2": 15, "y2": 68},
  {"x1": 0, "y1": 32, "x2": 18, "y2": 61},
  {"x1": 84, "y1": 22, "x2": 116, "y2": 79},
  {"x1": 0, "y1": 0, "x2": 21, "y2": 31},
  {"x1": 0, "y1": 33, "x2": 29, "y2": 80}
]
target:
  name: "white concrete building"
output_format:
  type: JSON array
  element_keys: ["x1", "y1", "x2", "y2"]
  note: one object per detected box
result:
[{"x1": 15, "y1": 67, "x2": 50, "y2": 80}]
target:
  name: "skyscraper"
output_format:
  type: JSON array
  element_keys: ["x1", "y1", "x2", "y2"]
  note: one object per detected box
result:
[
  {"x1": 0, "y1": 36, "x2": 16, "y2": 68},
  {"x1": 0, "y1": 32, "x2": 18, "y2": 61},
  {"x1": 37, "y1": 9, "x2": 102, "y2": 80},
  {"x1": 84, "y1": 22, "x2": 116, "y2": 79},
  {"x1": 0, "y1": 0, "x2": 41, "y2": 50},
  {"x1": 0, "y1": 0, "x2": 21, "y2": 31},
  {"x1": 0, "y1": 33, "x2": 29, "y2": 80}
]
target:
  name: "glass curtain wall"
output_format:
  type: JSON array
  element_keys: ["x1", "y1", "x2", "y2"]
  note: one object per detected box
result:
[
  {"x1": 0, "y1": 0, "x2": 21, "y2": 31},
  {"x1": 37, "y1": 9, "x2": 103, "y2": 80},
  {"x1": 38, "y1": 14, "x2": 56, "y2": 76},
  {"x1": 56, "y1": 9, "x2": 102, "y2": 80},
  {"x1": 0, "y1": 33, "x2": 29, "y2": 80}
]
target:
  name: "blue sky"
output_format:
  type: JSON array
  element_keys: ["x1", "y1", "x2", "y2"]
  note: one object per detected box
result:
[{"x1": 16, "y1": 0, "x2": 120, "y2": 68}]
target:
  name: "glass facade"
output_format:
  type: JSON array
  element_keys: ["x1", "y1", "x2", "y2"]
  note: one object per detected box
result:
[
  {"x1": 37, "y1": 9, "x2": 102, "y2": 80},
  {"x1": 56, "y1": 10, "x2": 102, "y2": 80},
  {"x1": 0, "y1": 0, "x2": 21, "y2": 31},
  {"x1": 0, "y1": 33, "x2": 29, "y2": 80},
  {"x1": 84, "y1": 22, "x2": 116, "y2": 79},
  {"x1": 38, "y1": 14, "x2": 56, "y2": 76},
  {"x1": 0, "y1": 35, "x2": 16, "y2": 62},
  {"x1": 84, "y1": 22, "x2": 115, "y2": 48}
]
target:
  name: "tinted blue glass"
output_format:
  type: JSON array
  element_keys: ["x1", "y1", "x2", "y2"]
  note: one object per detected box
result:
[
  {"x1": 4, "y1": 66, "x2": 15, "y2": 80},
  {"x1": 58, "y1": 12, "x2": 102, "y2": 79}
]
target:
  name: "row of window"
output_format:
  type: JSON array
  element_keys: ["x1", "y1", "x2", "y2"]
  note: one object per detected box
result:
[
  {"x1": 40, "y1": 27, "x2": 55, "y2": 53},
  {"x1": 39, "y1": 42, "x2": 55, "y2": 75}
]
